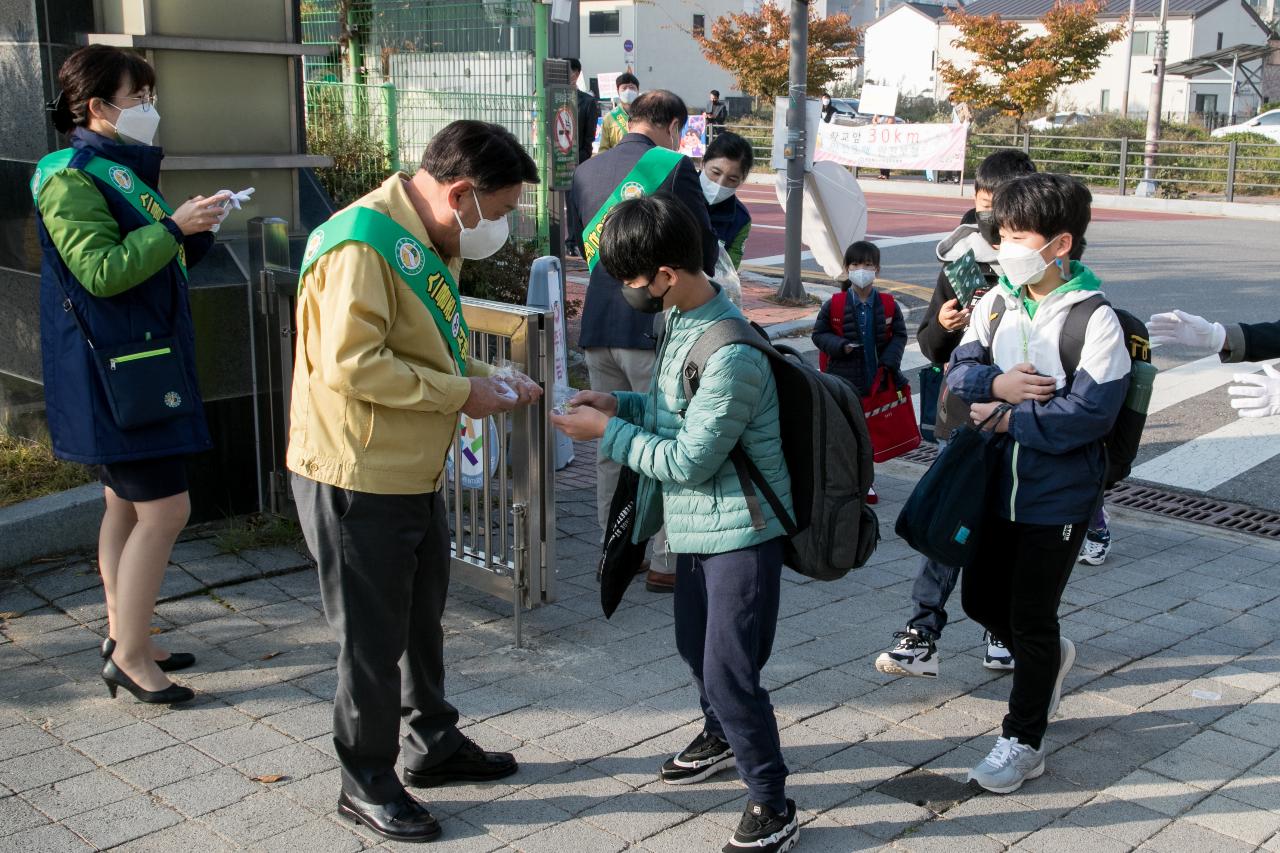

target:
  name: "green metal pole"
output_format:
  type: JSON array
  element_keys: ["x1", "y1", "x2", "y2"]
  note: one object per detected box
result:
[
  {"x1": 348, "y1": 3, "x2": 368, "y2": 127},
  {"x1": 382, "y1": 82, "x2": 400, "y2": 174},
  {"x1": 533, "y1": 1, "x2": 551, "y2": 255}
]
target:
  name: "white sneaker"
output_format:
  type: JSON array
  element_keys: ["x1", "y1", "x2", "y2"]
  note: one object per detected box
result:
[
  {"x1": 967, "y1": 736, "x2": 1045, "y2": 793},
  {"x1": 874, "y1": 630, "x2": 938, "y2": 678},
  {"x1": 1047, "y1": 636, "x2": 1076, "y2": 719},
  {"x1": 983, "y1": 633, "x2": 1015, "y2": 671}
]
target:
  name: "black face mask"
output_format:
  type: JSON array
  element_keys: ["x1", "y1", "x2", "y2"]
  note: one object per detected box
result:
[
  {"x1": 975, "y1": 210, "x2": 999, "y2": 247},
  {"x1": 621, "y1": 279, "x2": 670, "y2": 314}
]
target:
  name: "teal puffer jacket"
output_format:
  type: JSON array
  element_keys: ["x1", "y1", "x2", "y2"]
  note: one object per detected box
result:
[{"x1": 600, "y1": 288, "x2": 794, "y2": 555}]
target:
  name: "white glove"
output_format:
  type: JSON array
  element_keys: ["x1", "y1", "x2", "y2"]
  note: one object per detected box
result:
[
  {"x1": 1228, "y1": 364, "x2": 1280, "y2": 418},
  {"x1": 210, "y1": 187, "x2": 256, "y2": 233},
  {"x1": 1147, "y1": 309, "x2": 1226, "y2": 354}
]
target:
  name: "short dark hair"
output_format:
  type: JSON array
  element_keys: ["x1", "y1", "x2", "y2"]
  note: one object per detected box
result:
[
  {"x1": 600, "y1": 195, "x2": 703, "y2": 283},
  {"x1": 844, "y1": 240, "x2": 880, "y2": 268},
  {"x1": 616, "y1": 72, "x2": 639, "y2": 88},
  {"x1": 568, "y1": 57, "x2": 582, "y2": 73},
  {"x1": 628, "y1": 90, "x2": 688, "y2": 130},
  {"x1": 420, "y1": 120, "x2": 539, "y2": 192},
  {"x1": 974, "y1": 149, "x2": 1036, "y2": 194},
  {"x1": 709, "y1": 89, "x2": 720, "y2": 97},
  {"x1": 52, "y1": 45, "x2": 156, "y2": 134},
  {"x1": 993, "y1": 173, "x2": 1091, "y2": 250},
  {"x1": 703, "y1": 131, "x2": 754, "y2": 174}
]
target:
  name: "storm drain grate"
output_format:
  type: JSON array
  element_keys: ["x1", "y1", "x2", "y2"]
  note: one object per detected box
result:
[{"x1": 892, "y1": 443, "x2": 1280, "y2": 541}]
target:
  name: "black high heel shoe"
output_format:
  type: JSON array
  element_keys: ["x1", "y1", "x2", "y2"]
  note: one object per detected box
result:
[
  {"x1": 101, "y1": 638, "x2": 196, "y2": 672},
  {"x1": 101, "y1": 660, "x2": 195, "y2": 705}
]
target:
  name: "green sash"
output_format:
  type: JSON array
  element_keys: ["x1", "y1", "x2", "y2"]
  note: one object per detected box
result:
[
  {"x1": 581, "y1": 147, "x2": 684, "y2": 273},
  {"x1": 298, "y1": 207, "x2": 470, "y2": 375},
  {"x1": 31, "y1": 148, "x2": 188, "y2": 278},
  {"x1": 605, "y1": 106, "x2": 629, "y2": 138}
]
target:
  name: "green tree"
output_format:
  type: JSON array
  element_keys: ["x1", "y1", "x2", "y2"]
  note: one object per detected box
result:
[
  {"x1": 694, "y1": 4, "x2": 861, "y2": 100},
  {"x1": 938, "y1": 0, "x2": 1125, "y2": 123}
]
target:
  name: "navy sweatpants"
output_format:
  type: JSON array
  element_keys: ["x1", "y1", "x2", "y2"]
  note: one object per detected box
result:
[{"x1": 673, "y1": 538, "x2": 788, "y2": 811}]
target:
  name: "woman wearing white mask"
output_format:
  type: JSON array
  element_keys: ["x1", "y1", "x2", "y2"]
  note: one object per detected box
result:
[
  {"x1": 34, "y1": 46, "x2": 230, "y2": 705},
  {"x1": 699, "y1": 131, "x2": 754, "y2": 268}
]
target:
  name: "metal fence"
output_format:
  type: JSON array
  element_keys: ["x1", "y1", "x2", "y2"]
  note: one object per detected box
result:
[
  {"x1": 971, "y1": 131, "x2": 1280, "y2": 201},
  {"x1": 300, "y1": 0, "x2": 547, "y2": 246},
  {"x1": 246, "y1": 217, "x2": 557, "y2": 646},
  {"x1": 713, "y1": 123, "x2": 775, "y2": 172}
]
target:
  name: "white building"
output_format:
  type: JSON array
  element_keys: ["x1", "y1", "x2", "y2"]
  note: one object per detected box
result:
[
  {"x1": 577, "y1": 0, "x2": 868, "y2": 108},
  {"x1": 864, "y1": 0, "x2": 1275, "y2": 119}
]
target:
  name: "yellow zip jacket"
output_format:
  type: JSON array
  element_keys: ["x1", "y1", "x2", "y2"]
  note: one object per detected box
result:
[{"x1": 287, "y1": 174, "x2": 491, "y2": 494}]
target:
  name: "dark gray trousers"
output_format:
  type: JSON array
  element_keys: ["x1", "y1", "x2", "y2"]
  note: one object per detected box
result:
[{"x1": 292, "y1": 474, "x2": 464, "y2": 804}]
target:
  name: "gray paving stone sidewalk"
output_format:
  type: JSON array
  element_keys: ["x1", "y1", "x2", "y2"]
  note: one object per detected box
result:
[{"x1": 1, "y1": 447, "x2": 1279, "y2": 851}]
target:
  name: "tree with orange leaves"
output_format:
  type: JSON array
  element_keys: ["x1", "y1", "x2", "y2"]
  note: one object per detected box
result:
[
  {"x1": 938, "y1": 0, "x2": 1125, "y2": 124},
  {"x1": 694, "y1": 4, "x2": 861, "y2": 100}
]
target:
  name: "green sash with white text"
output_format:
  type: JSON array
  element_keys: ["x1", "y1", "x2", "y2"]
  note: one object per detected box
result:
[
  {"x1": 298, "y1": 206, "x2": 469, "y2": 374},
  {"x1": 31, "y1": 148, "x2": 188, "y2": 278},
  {"x1": 581, "y1": 146, "x2": 684, "y2": 273}
]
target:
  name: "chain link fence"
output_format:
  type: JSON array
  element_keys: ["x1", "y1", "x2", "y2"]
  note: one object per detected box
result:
[{"x1": 300, "y1": 0, "x2": 546, "y2": 245}]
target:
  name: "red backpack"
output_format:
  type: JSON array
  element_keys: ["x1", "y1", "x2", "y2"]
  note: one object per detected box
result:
[{"x1": 818, "y1": 290, "x2": 895, "y2": 373}]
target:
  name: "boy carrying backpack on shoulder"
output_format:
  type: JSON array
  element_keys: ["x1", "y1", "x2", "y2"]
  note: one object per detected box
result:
[
  {"x1": 947, "y1": 173, "x2": 1131, "y2": 794},
  {"x1": 550, "y1": 194, "x2": 801, "y2": 853},
  {"x1": 876, "y1": 149, "x2": 1035, "y2": 679}
]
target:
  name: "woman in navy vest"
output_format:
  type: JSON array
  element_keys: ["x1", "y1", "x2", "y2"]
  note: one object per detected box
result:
[{"x1": 36, "y1": 46, "x2": 228, "y2": 704}]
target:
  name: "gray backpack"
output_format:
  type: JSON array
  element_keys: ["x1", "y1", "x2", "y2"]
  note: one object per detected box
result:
[{"x1": 680, "y1": 318, "x2": 879, "y2": 580}]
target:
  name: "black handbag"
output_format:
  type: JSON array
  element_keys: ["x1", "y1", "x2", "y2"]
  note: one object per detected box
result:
[
  {"x1": 895, "y1": 404, "x2": 1010, "y2": 567},
  {"x1": 597, "y1": 467, "x2": 650, "y2": 619},
  {"x1": 56, "y1": 281, "x2": 194, "y2": 431}
]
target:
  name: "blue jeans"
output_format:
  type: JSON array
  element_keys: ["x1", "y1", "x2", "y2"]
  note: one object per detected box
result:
[{"x1": 674, "y1": 538, "x2": 788, "y2": 812}]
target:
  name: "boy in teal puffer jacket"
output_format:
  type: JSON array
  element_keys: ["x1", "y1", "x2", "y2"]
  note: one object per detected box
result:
[{"x1": 551, "y1": 195, "x2": 799, "y2": 853}]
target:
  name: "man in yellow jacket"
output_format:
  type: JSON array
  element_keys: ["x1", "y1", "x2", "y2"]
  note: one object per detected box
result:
[{"x1": 288, "y1": 120, "x2": 542, "y2": 843}]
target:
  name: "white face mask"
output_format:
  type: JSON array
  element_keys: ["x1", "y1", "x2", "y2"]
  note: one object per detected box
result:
[
  {"x1": 618, "y1": 88, "x2": 640, "y2": 105},
  {"x1": 108, "y1": 102, "x2": 160, "y2": 146},
  {"x1": 997, "y1": 235, "x2": 1064, "y2": 288},
  {"x1": 849, "y1": 269, "x2": 876, "y2": 289},
  {"x1": 700, "y1": 172, "x2": 736, "y2": 205},
  {"x1": 454, "y1": 190, "x2": 510, "y2": 260}
]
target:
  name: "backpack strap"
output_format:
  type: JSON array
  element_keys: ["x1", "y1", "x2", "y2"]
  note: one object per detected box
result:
[
  {"x1": 1058, "y1": 294, "x2": 1107, "y2": 388},
  {"x1": 879, "y1": 291, "x2": 895, "y2": 342},
  {"x1": 829, "y1": 290, "x2": 847, "y2": 338},
  {"x1": 681, "y1": 318, "x2": 798, "y2": 535}
]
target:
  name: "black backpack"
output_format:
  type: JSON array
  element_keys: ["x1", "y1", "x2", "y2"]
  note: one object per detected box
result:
[
  {"x1": 990, "y1": 294, "x2": 1154, "y2": 488},
  {"x1": 678, "y1": 318, "x2": 879, "y2": 581}
]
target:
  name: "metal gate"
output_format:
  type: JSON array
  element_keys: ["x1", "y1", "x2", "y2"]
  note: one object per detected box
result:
[{"x1": 246, "y1": 217, "x2": 557, "y2": 645}]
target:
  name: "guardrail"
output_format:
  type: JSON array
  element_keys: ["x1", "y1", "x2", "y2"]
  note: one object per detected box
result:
[
  {"x1": 971, "y1": 131, "x2": 1280, "y2": 202},
  {"x1": 245, "y1": 217, "x2": 557, "y2": 646}
]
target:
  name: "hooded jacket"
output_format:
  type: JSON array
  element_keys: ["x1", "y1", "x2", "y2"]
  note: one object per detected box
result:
[
  {"x1": 947, "y1": 263, "x2": 1130, "y2": 524},
  {"x1": 916, "y1": 212, "x2": 1002, "y2": 366}
]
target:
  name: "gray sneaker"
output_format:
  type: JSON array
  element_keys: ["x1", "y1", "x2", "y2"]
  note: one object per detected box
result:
[
  {"x1": 1047, "y1": 636, "x2": 1076, "y2": 719},
  {"x1": 967, "y1": 736, "x2": 1045, "y2": 793}
]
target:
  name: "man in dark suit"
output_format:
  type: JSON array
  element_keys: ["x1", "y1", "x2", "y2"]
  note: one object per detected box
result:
[
  {"x1": 568, "y1": 58, "x2": 600, "y2": 164},
  {"x1": 567, "y1": 90, "x2": 718, "y2": 593}
]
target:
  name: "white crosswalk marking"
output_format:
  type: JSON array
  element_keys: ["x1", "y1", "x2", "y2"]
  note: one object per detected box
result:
[{"x1": 1130, "y1": 413, "x2": 1280, "y2": 491}]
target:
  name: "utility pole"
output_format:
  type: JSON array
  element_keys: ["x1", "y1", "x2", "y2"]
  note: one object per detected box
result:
[
  {"x1": 778, "y1": 0, "x2": 810, "y2": 303},
  {"x1": 1136, "y1": 0, "x2": 1169, "y2": 197},
  {"x1": 1118, "y1": 0, "x2": 1137, "y2": 115}
]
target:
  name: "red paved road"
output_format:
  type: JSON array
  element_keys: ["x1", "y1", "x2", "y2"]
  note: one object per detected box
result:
[{"x1": 736, "y1": 184, "x2": 1206, "y2": 261}]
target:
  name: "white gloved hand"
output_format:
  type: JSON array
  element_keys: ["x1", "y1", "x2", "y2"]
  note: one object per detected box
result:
[
  {"x1": 1228, "y1": 364, "x2": 1280, "y2": 418},
  {"x1": 1147, "y1": 309, "x2": 1226, "y2": 354},
  {"x1": 210, "y1": 187, "x2": 256, "y2": 233}
]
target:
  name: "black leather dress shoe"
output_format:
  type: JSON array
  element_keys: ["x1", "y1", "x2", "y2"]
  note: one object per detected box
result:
[
  {"x1": 337, "y1": 791, "x2": 441, "y2": 843},
  {"x1": 101, "y1": 638, "x2": 195, "y2": 672},
  {"x1": 403, "y1": 737, "x2": 519, "y2": 788}
]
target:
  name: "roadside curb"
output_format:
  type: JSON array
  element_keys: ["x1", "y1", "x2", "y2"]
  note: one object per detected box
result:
[{"x1": 0, "y1": 483, "x2": 103, "y2": 571}]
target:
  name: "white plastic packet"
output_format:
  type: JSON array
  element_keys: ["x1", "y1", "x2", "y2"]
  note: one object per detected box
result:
[
  {"x1": 210, "y1": 187, "x2": 255, "y2": 233},
  {"x1": 714, "y1": 242, "x2": 743, "y2": 307}
]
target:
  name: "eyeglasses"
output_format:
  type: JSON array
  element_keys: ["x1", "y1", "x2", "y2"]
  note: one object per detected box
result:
[{"x1": 113, "y1": 92, "x2": 158, "y2": 110}]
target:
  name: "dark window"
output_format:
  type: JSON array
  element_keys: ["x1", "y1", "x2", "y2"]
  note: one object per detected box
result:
[
  {"x1": 589, "y1": 10, "x2": 620, "y2": 34},
  {"x1": 693, "y1": 14, "x2": 705, "y2": 36},
  {"x1": 1216, "y1": 32, "x2": 1223, "y2": 50}
]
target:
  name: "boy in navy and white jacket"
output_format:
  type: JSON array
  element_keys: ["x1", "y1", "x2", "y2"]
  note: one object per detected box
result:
[{"x1": 946, "y1": 173, "x2": 1130, "y2": 794}]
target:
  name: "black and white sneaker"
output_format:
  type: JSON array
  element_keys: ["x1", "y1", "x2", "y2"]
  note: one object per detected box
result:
[
  {"x1": 983, "y1": 633, "x2": 1015, "y2": 671},
  {"x1": 660, "y1": 731, "x2": 735, "y2": 785},
  {"x1": 723, "y1": 799, "x2": 799, "y2": 852},
  {"x1": 874, "y1": 630, "x2": 938, "y2": 678}
]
